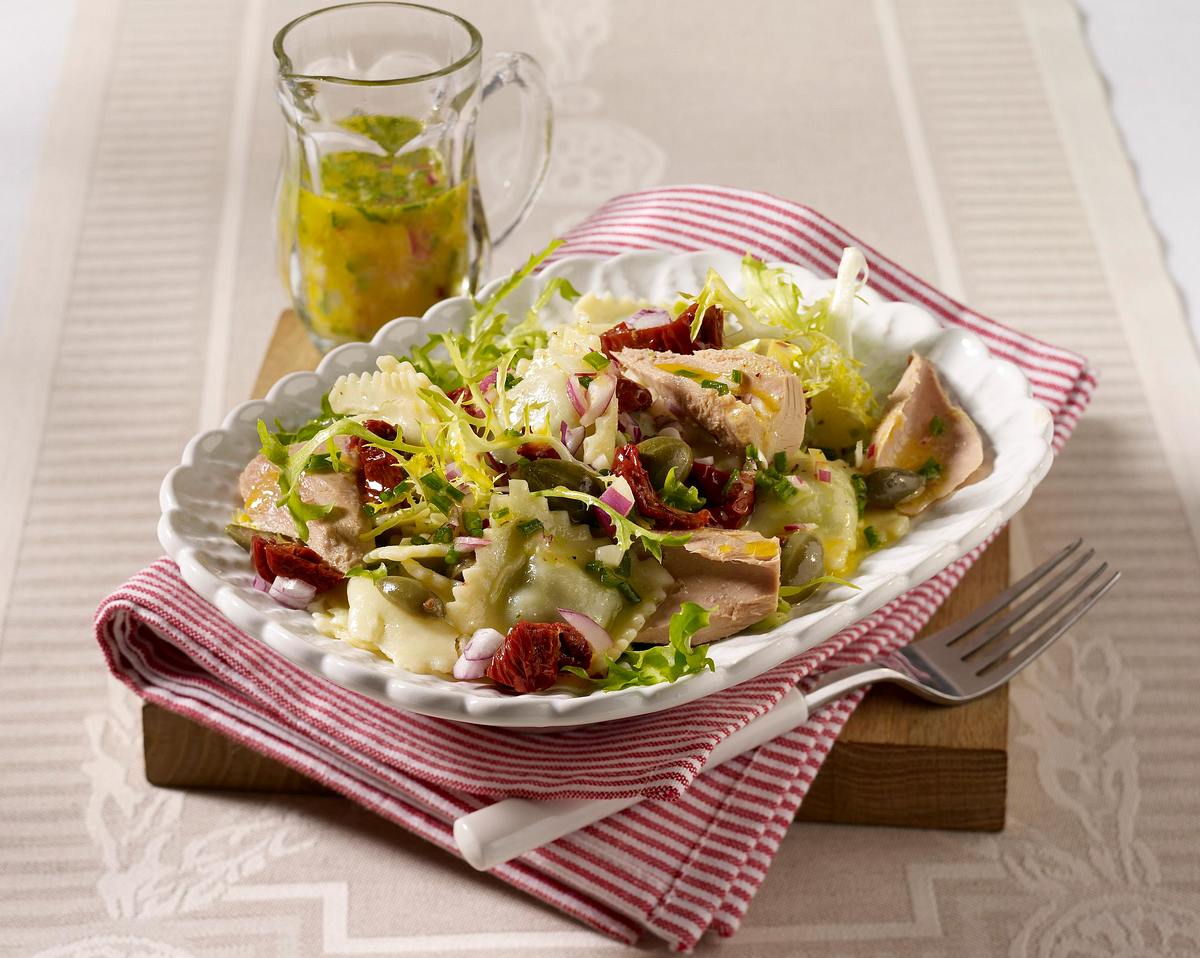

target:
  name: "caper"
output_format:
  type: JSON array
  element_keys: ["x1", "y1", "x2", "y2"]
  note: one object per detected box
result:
[
  {"x1": 377, "y1": 576, "x2": 444, "y2": 617},
  {"x1": 862, "y1": 468, "x2": 926, "y2": 508},
  {"x1": 636, "y1": 435, "x2": 694, "y2": 488},
  {"x1": 511, "y1": 458, "x2": 603, "y2": 520},
  {"x1": 780, "y1": 532, "x2": 824, "y2": 588}
]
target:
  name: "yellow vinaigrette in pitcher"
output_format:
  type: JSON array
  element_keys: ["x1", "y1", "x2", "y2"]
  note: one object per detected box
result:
[{"x1": 283, "y1": 114, "x2": 471, "y2": 346}]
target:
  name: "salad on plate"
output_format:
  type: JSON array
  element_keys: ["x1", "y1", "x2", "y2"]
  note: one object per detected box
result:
[{"x1": 231, "y1": 242, "x2": 985, "y2": 694}]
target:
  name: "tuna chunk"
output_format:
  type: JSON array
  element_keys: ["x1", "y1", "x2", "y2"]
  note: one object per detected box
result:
[
  {"x1": 637, "y1": 529, "x2": 781, "y2": 645},
  {"x1": 614, "y1": 347, "x2": 806, "y2": 456},
  {"x1": 237, "y1": 451, "x2": 368, "y2": 572},
  {"x1": 869, "y1": 353, "x2": 985, "y2": 515}
]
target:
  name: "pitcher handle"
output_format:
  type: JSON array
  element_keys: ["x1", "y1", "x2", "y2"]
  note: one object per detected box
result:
[{"x1": 478, "y1": 52, "x2": 553, "y2": 246}]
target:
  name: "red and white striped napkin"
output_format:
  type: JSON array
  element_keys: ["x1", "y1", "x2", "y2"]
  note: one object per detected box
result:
[{"x1": 95, "y1": 186, "x2": 1095, "y2": 951}]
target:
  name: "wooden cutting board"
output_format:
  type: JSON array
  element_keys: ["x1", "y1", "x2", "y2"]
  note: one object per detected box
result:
[{"x1": 142, "y1": 311, "x2": 1008, "y2": 831}]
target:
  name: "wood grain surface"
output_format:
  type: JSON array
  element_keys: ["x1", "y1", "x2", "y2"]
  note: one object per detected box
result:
[{"x1": 142, "y1": 310, "x2": 1009, "y2": 832}]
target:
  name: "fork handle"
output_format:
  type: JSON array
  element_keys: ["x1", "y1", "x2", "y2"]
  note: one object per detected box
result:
[{"x1": 453, "y1": 667, "x2": 893, "y2": 872}]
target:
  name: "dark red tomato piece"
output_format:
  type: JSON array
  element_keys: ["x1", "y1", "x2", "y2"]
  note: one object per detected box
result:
[
  {"x1": 600, "y1": 304, "x2": 724, "y2": 357},
  {"x1": 446, "y1": 386, "x2": 485, "y2": 419},
  {"x1": 252, "y1": 536, "x2": 344, "y2": 593},
  {"x1": 615, "y1": 377, "x2": 652, "y2": 413},
  {"x1": 689, "y1": 462, "x2": 757, "y2": 529},
  {"x1": 486, "y1": 621, "x2": 588, "y2": 693},
  {"x1": 611, "y1": 443, "x2": 712, "y2": 531},
  {"x1": 515, "y1": 441, "x2": 561, "y2": 461},
  {"x1": 350, "y1": 419, "x2": 406, "y2": 505}
]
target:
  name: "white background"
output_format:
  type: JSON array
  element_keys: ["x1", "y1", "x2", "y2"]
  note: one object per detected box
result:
[{"x1": 1, "y1": 0, "x2": 1197, "y2": 351}]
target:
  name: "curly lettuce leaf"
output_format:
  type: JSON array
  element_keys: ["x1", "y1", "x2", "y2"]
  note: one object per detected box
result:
[{"x1": 572, "y1": 601, "x2": 715, "y2": 691}]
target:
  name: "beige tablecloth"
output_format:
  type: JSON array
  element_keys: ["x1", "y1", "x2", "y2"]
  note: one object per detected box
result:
[{"x1": 2, "y1": 0, "x2": 1198, "y2": 955}]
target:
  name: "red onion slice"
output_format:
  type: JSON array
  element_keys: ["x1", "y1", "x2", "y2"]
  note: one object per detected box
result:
[
  {"x1": 566, "y1": 375, "x2": 587, "y2": 416},
  {"x1": 626, "y1": 307, "x2": 672, "y2": 330},
  {"x1": 268, "y1": 575, "x2": 316, "y2": 609},
  {"x1": 580, "y1": 374, "x2": 616, "y2": 427},
  {"x1": 444, "y1": 461, "x2": 463, "y2": 482},
  {"x1": 453, "y1": 536, "x2": 490, "y2": 551},
  {"x1": 252, "y1": 574, "x2": 272, "y2": 594},
  {"x1": 480, "y1": 368, "x2": 498, "y2": 393},
  {"x1": 557, "y1": 608, "x2": 613, "y2": 655},
  {"x1": 599, "y1": 478, "x2": 635, "y2": 517},
  {"x1": 816, "y1": 468, "x2": 832, "y2": 483},
  {"x1": 453, "y1": 656, "x2": 489, "y2": 680},
  {"x1": 617, "y1": 412, "x2": 642, "y2": 443},
  {"x1": 463, "y1": 627, "x2": 504, "y2": 661},
  {"x1": 565, "y1": 425, "x2": 585, "y2": 454}
]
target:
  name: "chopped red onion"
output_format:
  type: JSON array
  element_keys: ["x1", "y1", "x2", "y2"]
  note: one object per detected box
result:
[
  {"x1": 626, "y1": 307, "x2": 672, "y2": 330},
  {"x1": 480, "y1": 368, "x2": 498, "y2": 393},
  {"x1": 252, "y1": 574, "x2": 272, "y2": 594},
  {"x1": 816, "y1": 468, "x2": 832, "y2": 483},
  {"x1": 618, "y1": 412, "x2": 642, "y2": 443},
  {"x1": 453, "y1": 656, "x2": 489, "y2": 680},
  {"x1": 453, "y1": 536, "x2": 490, "y2": 551},
  {"x1": 566, "y1": 375, "x2": 587, "y2": 416},
  {"x1": 788, "y1": 475, "x2": 808, "y2": 491},
  {"x1": 557, "y1": 608, "x2": 613, "y2": 655},
  {"x1": 866, "y1": 443, "x2": 877, "y2": 459},
  {"x1": 268, "y1": 575, "x2": 316, "y2": 609},
  {"x1": 565, "y1": 425, "x2": 585, "y2": 454},
  {"x1": 444, "y1": 461, "x2": 462, "y2": 482},
  {"x1": 580, "y1": 374, "x2": 616, "y2": 428},
  {"x1": 599, "y1": 478, "x2": 635, "y2": 517},
  {"x1": 484, "y1": 451, "x2": 505, "y2": 473},
  {"x1": 463, "y1": 627, "x2": 504, "y2": 661}
]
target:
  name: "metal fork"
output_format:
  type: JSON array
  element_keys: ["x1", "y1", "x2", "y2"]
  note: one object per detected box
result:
[{"x1": 454, "y1": 539, "x2": 1119, "y2": 871}]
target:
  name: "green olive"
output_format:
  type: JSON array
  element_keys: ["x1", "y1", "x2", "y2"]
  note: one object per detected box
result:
[
  {"x1": 511, "y1": 458, "x2": 603, "y2": 520},
  {"x1": 377, "y1": 576, "x2": 445, "y2": 617},
  {"x1": 863, "y1": 468, "x2": 926, "y2": 508},
  {"x1": 780, "y1": 532, "x2": 825, "y2": 588},
  {"x1": 636, "y1": 436, "x2": 694, "y2": 488}
]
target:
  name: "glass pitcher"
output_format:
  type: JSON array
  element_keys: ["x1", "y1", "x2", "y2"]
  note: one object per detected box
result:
[{"x1": 273, "y1": 2, "x2": 552, "y2": 351}]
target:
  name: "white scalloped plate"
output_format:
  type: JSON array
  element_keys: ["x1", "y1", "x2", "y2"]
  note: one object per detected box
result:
[{"x1": 159, "y1": 251, "x2": 1054, "y2": 728}]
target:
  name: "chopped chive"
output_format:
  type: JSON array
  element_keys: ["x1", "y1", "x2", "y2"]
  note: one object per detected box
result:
[
  {"x1": 419, "y1": 473, "x2": 447, "y2": 492},
  {"x1": 670, "y1": 368, "x2": 702, "y2": 380},
  {"x1": 504, "y1": 373, "x2": 522, "y2": 390},
  {"x1": 493, "y1": 506, "x2": 511, "y2": 520},
  {"x1": 929, "y1": 415, "x2": 946, "y2": 437},
  {"x1": 518, "y1": 517, "x2": 544, "y2": 535},
  {"x1": 410, "y1": 534, "x2": 430, "y2": 546},
  {"x1": 583, "y1": 351, "x2": 610, "y2": 370},
  {"x1": 700, "y1": 379, "x2": 729, "y2": 395},
  {"x1": 428, "y1": 494, "x2": 453, "y2": 515},
  {"x1": 772, "y1": 451, "x2": 787, "y2": 472},
  {"x1": 444, "y1": 547, "x2": 461, "y2": 566},
  {"x1": 917, "y1": 457, "x2": 943, "y2": 480},
  {"x1": 617, "y1": 581, "x2": 642, "y2": 604},
  {"x1": 431, "y1": 525, "x2": 453, "y2": 544},
  {"x1": 443, "y1": 483, "x2": 466, "y2": 503},
  {"x1": 851, "y1": 474, "x2": 867, "y2": 517},
  {"x1": 462, "y1": 511, "x2": 484, "y2": 537},
  {"x1": 730, "y1": 369, "x2": 744, "y2": 384},
  {"x1": 864, "y1": 526, "x2": 882, "y2": 549},
  {"x1": 578, "y1": 374, "x2": 594, "y2": 390}
]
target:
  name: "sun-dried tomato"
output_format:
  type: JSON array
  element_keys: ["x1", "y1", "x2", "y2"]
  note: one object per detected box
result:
[
  {"x1": 690, "y1": 462, "x2": 757, "y2": 529},
  {"x1": 486, "y1": 621, "x2": 589, "y2": 693},
  {"x1": 251, "y1": 536, "x2": 344, "y2": 593},
  {"x1": 615, "y1": 376, "x2": 652, "y2": 413},
  {"x1": 349, "y1": 419, "x2": 406, "y2": 505},
  {"x1": 446, "y1": 386, "x2": 485, "y2": 419},
  {"x1": 515, "y1": 441, "x2": 560, "y2": 461},
  {"x1": 611, "y1": 443, "x2": 712, "y2": 530},
  {"x1": 600, "y1": 304, "x2": 724, "y2": 357},
  {"x1": 558, "y1": 627, "x2": 592, "y2": 672}
]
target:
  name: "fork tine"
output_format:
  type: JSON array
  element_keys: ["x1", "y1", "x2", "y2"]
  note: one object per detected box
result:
[
  {"x1": 957, "y1": 547, "x2": 1096, "y2": 660},
  {"x1": 976, "y1": 567, "x2": 1120, "y2": 678},
  {"x1": 923, "y1": 538, "x2": 1085, "y2": 649}
]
